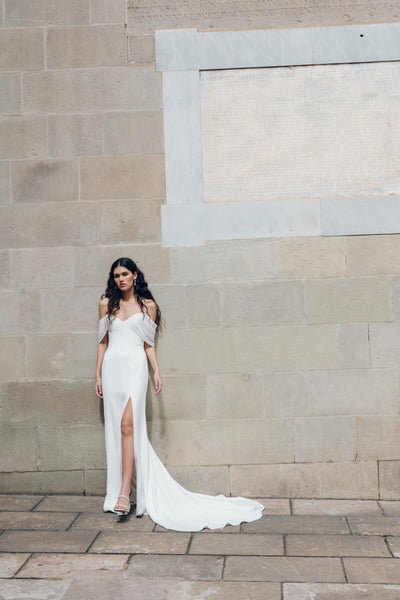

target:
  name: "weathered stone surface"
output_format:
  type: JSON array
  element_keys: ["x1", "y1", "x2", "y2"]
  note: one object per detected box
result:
[
  {"x1": 230, "y1": 462, "x2": 378, "y2": 498},
  {"x1": 149, "y1": 284, "x2": 187, "y2": 330},
  {"x1": 276, "y1": 237, "x2": 346, "y2": 279},
  {"x1": 338, "y1": 324, "x2": 370, "y2": 368},
  {"x1": 190, "y1": 533, "x2": 284, "y2": 555},
  {"x1": 0, "y1": 73, "x2": 21, "y2": 115},
  {"x1": 24, "y1": 67, "x2": 162, "y2": 113},
  {"x1": 380, "y1": 501, "x2": 400, "y2": 516},
  {"x1": 0, "y1": 290, "x2": 42, "y2": 334},
  {"x1": 253, "y1": 499, "x2": 291, "y2": 515},
  {"x1": 0, "y1": 530, "x2": 96, "y2": 553},
  {"x1": 12, "y1": 158, "x2": 78, "y2": 203},
  {"x1": 47, "y1": 25, "x2": 126, "y2": 69},
  {"x1": 126, "y1": 554, "x2": 223, "y2": 580},
  {"x1": 286, "y1": 534, "x2": 389, "y2": 557},
  {"x1": 0, "y1": 579, "x2": 71, "y2": 599},
  {"x1": 147, "y1": 374, "x2": 206, "y2": 421},
  {"x1": 71, "y1": 333, "x2": 97, "y2": 379},
  {"x1": 0, "y1": 28, "x2": 44, "y2": 70},
  {"x1": 48, "y1": 114, "x2": 103, "y2": 157},
  {"x1": 41, "y1": 286, "x2": 99, "y2": 332},
  {"x1": 356, "y1": 416, "x2": 400, "y2": 461},
  {"x1": 292, "y1": 499, "x2": 382, "y2": 516},
  {"x1": 0, "y1": 336, "x2": 25, "y2": 381},
  {"x1": 0, "y1": 553, "x2": 30, "y2": 578},
  {"x1": 0, "y1": 470, "x2": 84, "y2": 494},
  {"x1": 165, "y1": 418, "x2": 293, "y2": 466},
  {"x1": 0, "y1": 427, "x2": 37, "y2": 472},
  {"x1": 80, "y1": 155, "x2": 164, "y2": 200},
  {"x1": 235, "y1": 325, "x2": 338, "y2": 372},
  {"x1": 0, "y1": 495, "x2": 42, "y2": 512},
  {"x1": 171, "y1": 239, "x2": 274, "y2": 283},
  {"x1": 34, "y1": 495, "x2": 103, "y2": 513},
  {"x1": 370, "y1": 322, "x2": 400, "y2": 366},
  {"x1": 306, "y1": 278, "x2": 391, "y2": 324},
  {"x1": 206, "y1": 373, "x2": 263, "y2": 419},
  {"x1": 90, "y1": 531, "x2": 190, "y2": 553},
  {"x1": 0, "y1": 161, "x2": 10, "y2": 206},
  {"x1": 264, "y1": 369, "x2": 399, "y2": 417},
  {"x1": 185, "y1": 284, "x2": 221, "y2": 328},
  {"x1": 128, "y1": 35, "x2": 155, "y2": 64},
  {"x1": 392, "y1": 277, "x2": 400, "y2": 321},
  {"x1": 0, "y1": 202, "x2": 97, "y2": 247},
  {"x1": 71, "y1": 513, "x2": 154, "y2": 531},
  {"x1": 38, "y1": 425, "x2": 105, "y2": 471},
  {"x1": 242, "y1": 515, "x2": 349, "y2": 535},
  {"x1": 348, "y1": 516, "x2": 400, "y2": 536},
  {"x1": 347, "y1": 235, "x2": 400, "y2": 276},
  {"x1": 98, "y1": 199, "x2": 161, "y2": 244},
  {"x1": 103, "y1": 110, "x2": 163, "y2": 155},
  {"x1": 294, "y1": 416, "x2": 355, "y2": 462},
  {"x1": 167, "y1": 466, "x2": 230, "y2": 495},
  {"x1": 0, "y1": 117, "x2": 46, "y2": 160},
  {"x1": 222, "y1": 281, "x2": 304, "y2": 327},
  {"x1": 27, "y1": 334, "x2": 71, "y2": 379},
  {"x1": 91, "y1": 0, "x2": 125, "y2": 23},
  {"x1": 284, "y1": 583, "x2": 400, "y2": 600},
  {"x1": 345, "y1": 558, "x2": 400, "y2": 583},
  {"x1": 4, "y1": 0, "x2": 90, "y2": 26},
  {"x1": 16, "y1": 553, "x2": 128, "y2": 579},
  {"x1": 10, "y1": 247, "x2": 74, "y2": 290},
  {"x1": 0, "y1": 511, "x2": 76, "y2": 531},
  {"x1": 224, "y1": 556, "x2": 345, "y2": 582},
  {"x1": 84, "y1": 470, "x2": 106, "y2": 495}
]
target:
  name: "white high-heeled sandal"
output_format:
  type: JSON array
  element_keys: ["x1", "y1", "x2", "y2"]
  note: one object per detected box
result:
[{"x1": 114, "y1": 494, "x2": 131, "y2": 516}]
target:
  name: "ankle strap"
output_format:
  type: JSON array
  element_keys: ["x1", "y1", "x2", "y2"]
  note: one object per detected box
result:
[{"x1": 118, "y1": 494, "x2": 130, "y2": 501}]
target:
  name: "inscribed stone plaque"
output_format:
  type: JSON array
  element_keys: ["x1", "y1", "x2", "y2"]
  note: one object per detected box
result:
[
  {"x1": 127, "y1": 0, "x2": 400, "y2": 35},
  {"x1": 200, "y1": 62, "x2": 400, "y2": 203}
]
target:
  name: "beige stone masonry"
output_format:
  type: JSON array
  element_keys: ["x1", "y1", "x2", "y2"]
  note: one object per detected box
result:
[
  {"x1": 0, "y1": 73, "x2": 21, "y2": 115},
  {"x1": 70, "y1": 333, "x2": 97, "y2": 379},
  {"x1": 294, "y1": 416, "x2": 356, "y2": 463},
  {"x1": 102, "y1": 110, "x2": 164, "y2": 155},
  {"x1": 276, "y1": 237, "x2": 346, "y2": 279},
  {"x1": 167, "y1": 465, "x2": 230, "y2": 495},
  {"x1": 12, "y1": 158, "x2": 78, "y2": 203},
  {"x1": 48, "y1": 115, "x2": 103, "y2": 158},
  {"x1": 16, "y1": 553, "x2": 128, "y2": 579},
  {"x1": 185, "y1": 284, "x2": 221, "y2": 328},
  {"x1": 0, "y1": 427, "x2": 38, "y2": 472},
  {"x1": 206, "y1": 373, "x2": 264, "y2": 419},
  {"x1": 147, "y1": 374, "x2": 206, "y2": 421},
  {"x1": 356, "y1": 416, "x2": 400, "y2": 461},
  {"x1": 370, "y1": 322, "x2": 400, "y2": 366},
  {"x1": 0, "y1": 161, "x2": 10, "y2": 205},
  {"x1": 38, "y1": 425, "x2": 105, "y2": 471},
  {"x1": 379, "y1": 461, "x2": 400, "y2": 500},
  {"x1": 0, "y1": 290, "x2": 42, "y2": 334},
  {"x1": 150, "y1": 284, "x2": 187, "y2": 329},
  {"x1": 10, "y1": 247, "x2": 75, "y2": 290},
  {"x1": 0, "y1": 116, "x2": 47, "y2": 159},
  {"x1": 90, "y1": 0, "x2": 125, "y2": 24},
  {"x1": 0, "y1": 28, "x2": 44, "y2": 71},
  {"x1": 338, "y1": 324, "x2": 370, "y2": 368},
  {"x1": 347, "y1": 235, "x2": 400, "y2": 276},
  {"x1": 84, "y1": 470, "x2": 106, "y2": 495},
  {"x1": 0, "y1": 250, "x2": 10, "y2": 289},
  {"x1": 0, "y1": 470, "x2": 85, "y2": 494},
  {"x1": 0, "y1": 336, "x2": 26, "y2": 381},
  {"x1": 27, "y1": 334, "x2": 71, "y2": 379},
  {"x1": 128, "y1": 35, "x2": 156, "y2": 64},
  {"x1": 98, "y1": 199, "x2": 161, "y2": 244},
  {"x1": 41, "y1": 287, "x2": 100, "y2": 332},
  {"x1": 3, "y1": 0, "x2": 90, "y2": 27},
  {"x1": 391, "y1": 277, "x2": 400, "y2": 320}
]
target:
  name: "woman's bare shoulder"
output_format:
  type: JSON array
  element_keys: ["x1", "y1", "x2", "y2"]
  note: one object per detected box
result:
[
  {"x1": 99, "y1": 297, "x2": 109, "y2": 318},
  {"x1": 143, "y1": 298, "x2": 157, "y2": 321}
]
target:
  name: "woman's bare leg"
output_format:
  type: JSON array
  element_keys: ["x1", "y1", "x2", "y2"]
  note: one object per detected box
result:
[{"x1": 114, "y1": 397, "x2": 134, "y2": 511}]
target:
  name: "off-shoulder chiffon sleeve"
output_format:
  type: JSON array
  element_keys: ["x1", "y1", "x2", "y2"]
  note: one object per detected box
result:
[
  {"x1": 98, "y1": 316, "x2": 108, "y2": 344},
  {"x1": 139, "y1": 313, "x2": 157, "y2": 346}
]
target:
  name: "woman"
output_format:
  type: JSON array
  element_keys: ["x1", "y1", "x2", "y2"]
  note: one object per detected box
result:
[{"x1": 95, "y1": 257, "x2": 264, "y2": 531}]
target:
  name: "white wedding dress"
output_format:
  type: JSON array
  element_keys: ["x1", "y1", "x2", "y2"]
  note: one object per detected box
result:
[{"x1": 98, "y1": 311, "x2": 264, "y2": 532}]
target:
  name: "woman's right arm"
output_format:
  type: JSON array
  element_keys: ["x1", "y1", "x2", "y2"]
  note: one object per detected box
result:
[{"x1": 95, "y1": 299, "x2": 109, "y2": 399}]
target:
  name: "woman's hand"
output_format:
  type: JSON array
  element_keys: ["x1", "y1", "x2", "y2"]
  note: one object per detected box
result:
[
  {"x1": 154, "y1": 371, "x2": 162, "y2": 395},
  {"x1": 95, "y1": 375, "x2": 103, "y2": 399}
]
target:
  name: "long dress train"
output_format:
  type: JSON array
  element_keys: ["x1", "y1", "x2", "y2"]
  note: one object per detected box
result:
[{"x1": 98, "y1": 312, "x2": 264, "y2": 532}]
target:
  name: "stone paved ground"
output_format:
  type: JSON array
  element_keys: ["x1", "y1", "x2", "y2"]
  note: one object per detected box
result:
[{"x1": 0, "y1": 495, "x2": 400, "y2": 599}]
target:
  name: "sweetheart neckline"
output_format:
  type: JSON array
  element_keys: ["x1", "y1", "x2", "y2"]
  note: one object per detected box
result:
[{"x1": 100, "y1": 312, "x2": 156, "y2": 326}]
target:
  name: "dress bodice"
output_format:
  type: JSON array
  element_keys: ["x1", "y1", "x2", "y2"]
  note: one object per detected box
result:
[{"x1": 98, "y1": 312, "x2": 157, "y2": 348}]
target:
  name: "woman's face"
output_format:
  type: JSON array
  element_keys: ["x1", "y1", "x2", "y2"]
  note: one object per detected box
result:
[{"x1": 113, "y1": 266, "x2": 137, "y2": 292}]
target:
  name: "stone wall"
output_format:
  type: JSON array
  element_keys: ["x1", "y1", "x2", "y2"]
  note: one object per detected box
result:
[{"x1": 1, "y1": 0, "x2": 400, "y2": 499}]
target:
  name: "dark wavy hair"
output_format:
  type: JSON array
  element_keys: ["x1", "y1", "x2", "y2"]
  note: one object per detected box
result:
[{"x1": 101, "y1": 257, "x2": 162, "y2": 329}]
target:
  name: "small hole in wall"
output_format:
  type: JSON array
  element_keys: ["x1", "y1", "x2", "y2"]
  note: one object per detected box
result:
[{"x1": 360, "y1": 34, "x2": 364, "y2": 37}]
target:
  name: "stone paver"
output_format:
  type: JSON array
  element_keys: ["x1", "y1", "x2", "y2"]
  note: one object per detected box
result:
[
  {"x1": 283, "y1": 583, "x2": 400, "y2": 599},
  {"x1": 344, "y1": 557, "x2": 400, "y2": 583},
  {"x1": 380, "y1": 501, "x2": 400, "y2": 516},
  {"x1": 0, "y1": 495, "x2": 43, "y2": 512},
  {"x1": 253, "y1": 498, "x2": 291, "y2": 515},
  {"x1": 224, "y1": 556, "x2": 345, "y2": 582},
  {"x1": 125, "y1": 554, "x2": 223, "y2": 580},
  {"x1": 0, "y1": 530, "x2": 97, "y2": 553},
  {"x1": 286, "y1": 534, "x2": 390, "y2": 557},
  {"x1": 70, "y1": 512, "x2": 154, "y2": 531},
  {"x1": 0, "y1": 511, "x2": 77, "y2": 531},
  {"x1": 242, "y1": 515, "x2": 350, "y2": 534},
  {"x1": 0, "y1": 553, "x2": 30, "y2": 578},
  {"x1": 189, "y1": 532, "x2": 284, "y2": 555},
  {"x1": 34, "y1": 495, "x2": 104, "y2": 513},
  {"x1": 89, "y1": 531, "x2": 190, "y2": 554},
  {"x1": 0, "y1": 579, "x2": 71, "y2": 599},
  {"x1": 15, "y1": 553, "x2": 128, "y2": 579},
  {"x1": 292, "y1": 499, "x2": 382, "y2": 516},
  {"x1": 387, "y1": 537, "x2": 400, "y2": 557},
  {"x1": 348, "y1": 516, "x2": 400, "y2": 535}
]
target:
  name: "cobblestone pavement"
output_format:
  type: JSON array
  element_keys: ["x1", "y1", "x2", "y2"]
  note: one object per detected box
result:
[{"x1": 0, "y1": 495, "x2": 400, "y2": 599}]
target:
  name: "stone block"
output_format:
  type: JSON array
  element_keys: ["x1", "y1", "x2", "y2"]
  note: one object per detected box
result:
[
  {"x1": 206, "y1": 373, "x2": 263, "y2": 419},
  {"x1": 128, "y1": 35, "x2": 156, "y2": 64},
  {"x1": 230, "y1": 462, "x2": 378, "y2": 498},
  {"x1": 83, "y1": 470, "x2": 104, "y2": 495},
  {"x1": 90, "y1": 531, "x2": 190, "y2": 554},
  {"x1": 284, "y1": 583, "x2": 400, "y2": 599},
  {"x1": 379, "y1": 460, "x2": 400, "y2": 500},
  {"x1": 345, "y1": 557, "x2": 400, "y2": 583},
  {"x1": 17, "y1": 553, "x2": 128, "y2": 579},
  {"x1": 0, "y1": 73, "x2": 21, "y2": 115},
  {"x1": 356, "y1": 416, "x2": 400, "y2": 461},
  {"x1": 42, "y1": 286, "x2": 100, "y2": 332},
  {"x1": 4, "y1": 0, "x2": 90, "y2": 26},
  {"x1": 242, "y1": 515, "x2": 349, "y2": 535},
  {"x1": 0, "y1": 580, "x2": 70, "y2": 599},
  {"x1": 0, "y1": 495, "x2": 43, "y2": 512},
  {"x1": 149, "y1": 284, "x2": 187, "y2": 329},
  {"x1": 0, "y1": 427, "x2": 38, "y2": 472},
  {"x1": 0, "y1": 530, "x2": 96, "y2": 553},
  {"x1": 0, "y1": 251, "x2": 10, "y2": 289},
  {"x1": 38, "y1": 425, "x2": 105, "y2": 471},
  {"x1": 34, "y1": 495, "x2": 103, "y2": 513},
  {"x1": 253, "y1": 499, "x2": 291, "y2": 515},
  {"x1": 10, "y1": 247, "x2": 74, "y2": 290},
  {"x1": 370, "y1": 322, "x2": 400, "y2": 366},
  {"x1": 264, "y1": 369, "x2": 399, "y2": 417},
  {"x1": 48, "y1": 114, "x2": 103, "y2": 157},
  {"x1": 0, "y1": 554, "x2": 30, "y2": 578},
  {"x1": 348, "y1": 516, "x2": 400, "y2": 536},
  {"x1": 388, "y1": 538, "x2": 400, "y2": 557},
  {"x1": 305, "y1": 277, "x2": 391, "y2": 324},
  {"x1": 0, "y1": 161, "x2": 10, "y2": 205},
  {"x1": 91, "y1": 0, "x2": 125, "y2": 23},
  {"x1": 292, "y1": 499, "x2": 382, "y2": 516},
  {"x1": 0, "y1": 290, "x2": 42, "y2": 334},
  {"x1": 0, "y1": 336, "x2": 25, "y2": 381},
  {"x1": 190, "y1": 533, "x2": 283, "y2": 555},
  {"x1": 47, "y1": 25, "x2": 126, "y2": 69},
  {"x1": 294, "y1": 416, "x2": 356, "y2": 462},
  {"x1": 147, "y1": 374, "x2": 206, "y2": 421},
  {"x1": 71, "y1": 333, "x2": 97, "y2": 379},
  {"x1": 0, "y1": 470, "x2": 84, "y2": 494},
  {"x1": 73, "y1": 244, "x2": 170, "y2": 287},
  {"x1": 185, "y1": 284, "x2": 221, "y2": 328},
  {"x1": 1, "y1": 380, "x2": 102, "y2": 426},
  {"x1": 126, "y1": 554, "x2": 223, "y2": 580},
  {"x1": 0, "y1": 28, "x2": 44, "y2": 71},
  {"x1": 0, "y1": 116, "x2": 46, "y2": 160},
  {"x1": 165, "y1": 418, "x2": 293, "y2": 466},
  {"x1": 80, "y1": 155, "x2": 164, "y2": 199},
  {"x1": 235, "y1": 324, "x2": 338, "y2": 372},
  {"x1": 286, "y1": 534, "x2": 389, "y2": 557},
  {"x1": 392, "y1": 277, "x2": 400, "y2": 320},
  {"x1": 347, "y1": 234, "x2": 400, "y2": 276},
  {"x1": 339, "y1": 323, "x2": 369, "y2": 368},
  {"x1": 171, "y1": 239, "x2": 274, "y2": 283},
  {"x1": 0, "y1": 202, "x2": 97, "y2": 248},
  {"x1": 0, "y1": 511, "x2": 76, "y2": 531},
  {"x1": 276, "y1": 236, "x2": 346, "y2": 278},
  {"x1": 23, "y1": 67, "x2": 162, "y2": 113},
  {"x1": 71, "y1": 513, "x2": 154, "y2": 532},
  {"x1": 12, "y1": 158, "x2": 78, "y2": 203},
  {"x1": 103, "y1": 110, "x2": 163, "y2": 155},
  {"x1": 224, "y1": 556, "x2": 345, "y2": 582},
  {"x1": 98, "y1": 199, "x2": 161, "y2": 244},
  {"x1": 167, "y1": 466, "x2": 230, "y2": 495},
  {"x1": 380, "y1": 502, "x2": 400, "y2": 516},
  {"x1": 222, "y1": 281, "x2": 304, "y2": 327},
  {"x1": 27, "y1": 334, "x2": 71, "y2": 379}
]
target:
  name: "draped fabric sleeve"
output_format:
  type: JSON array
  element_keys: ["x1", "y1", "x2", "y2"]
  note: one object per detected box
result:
[
  {"x1": 98, "y1": 315, "x2": 108, "y2": 344},
  {"x1": 137, "y1": 313, "x2": 157, "y2": 346}
]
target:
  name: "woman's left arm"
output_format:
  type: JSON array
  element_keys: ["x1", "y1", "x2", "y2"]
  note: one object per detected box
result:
[{"x1": 144, "y1": 344, "x2": 162, "y2": 395}]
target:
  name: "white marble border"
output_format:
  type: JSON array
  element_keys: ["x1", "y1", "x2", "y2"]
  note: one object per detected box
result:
[{"x1": 156, "y1": 24, "x2": 400, "y2": 246}]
